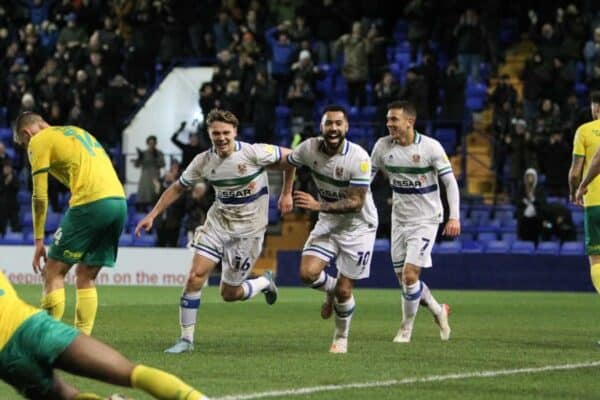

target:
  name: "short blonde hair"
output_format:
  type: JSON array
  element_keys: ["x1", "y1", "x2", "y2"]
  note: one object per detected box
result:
[{"x1": 14, "y1": 111, "x2": 43, "y2": 146}]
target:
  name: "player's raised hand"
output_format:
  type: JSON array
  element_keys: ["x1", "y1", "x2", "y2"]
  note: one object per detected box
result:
[
  {"x1": 278, "y1": 192, "x2": 293, "y2": 214},
  {"x1": 32, "y1": 239, "x2": 47, "y2": 274},
  {"x1": 575, "y1": 185, "x2": 587, "y2": 206},
  {"x1": 134, "y1": 215, "x2": 154, "y2": 237},
  {"x1": 442, "y1": 218, "x2": 461, "y2": 238},
  {"x1": 293, "y1": 190, "x2": 321, "y2": 211}
]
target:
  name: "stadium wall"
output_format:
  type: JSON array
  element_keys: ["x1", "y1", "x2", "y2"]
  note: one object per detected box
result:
[
  {"x1": 276, "y1": 251, "x2": 595, "y2": 292},
  {"x1": 1, "y1": 246, "x2": 593, "y2": 291}
]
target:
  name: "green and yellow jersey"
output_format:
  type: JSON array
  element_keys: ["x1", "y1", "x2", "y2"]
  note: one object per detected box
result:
[
  {"x1": 0, "y1": 271, "x2": 40, "y2": 351},
  {"x1": 27, "y1": 126, "x2": 125, "y2": 238},
  {"x1": 573, "y1": 119, "x2": 600, "y2": 207}
]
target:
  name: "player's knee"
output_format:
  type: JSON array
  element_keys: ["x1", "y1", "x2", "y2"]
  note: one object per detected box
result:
[
  {"x1": 186, "y1": 272, "x2": 205, "y2": 291},
  {"x1": 299, "y1": 266, "x2": 319, "y2": 284},
  {"x1": 334, "y1": 286, "x2": 352, "y2": 302},
  {"x1": 220, "y1": 286, "x2": 240, "y2": 302},
  {"x1": 402, "y1": 269, "x2": 419, "y2": 285}
]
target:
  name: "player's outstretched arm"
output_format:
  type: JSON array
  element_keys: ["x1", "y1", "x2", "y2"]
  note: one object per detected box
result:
[
  {"x1": 440, "y1": 172, "x2": 461, "y2": 237},
  {"x1": 31, "y1": 171, "x2": 49, "y2": 273},
  {"x1": 274, "y1": 147, "x2": 295, "y2": 213},
  {"x1": 569, "y1": 155, "x2": 585, "y2": 205},
  {"x1": 294, "y1": 186, "x2": 367, "y2": 214},
  {"x1": 135, "y1": 181, "x2": 186, "y2": 236}
]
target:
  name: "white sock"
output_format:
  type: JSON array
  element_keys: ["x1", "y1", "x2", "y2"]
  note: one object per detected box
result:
[
  {"x1": 420, "y1": 281, "x2": 442, "y2": 316},
  {"x1": 241, "y1": 276, "x2": 270, "y2": 300},
  {"x1": 333, "y1": 295, "x2": 355, "y2": 339},
  {"x1": 179, "y1": 290, "x2": 201, "y2": 342},
  {"x1": 402, "y1": 281, "x2": 423, "y2": 325},
  {"x1": 311, "y1": 270, "x2": 337, "y2": 293}
]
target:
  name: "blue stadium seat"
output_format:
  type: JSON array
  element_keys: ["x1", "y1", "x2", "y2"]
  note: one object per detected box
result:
[
  {"x1": 346, "y1": 127, "x2": 365, "y2": 143},
  {"x1": 134, "y1": 233, "x2": 156, "y2": 247},
  {"x1": 501, "y1": 232, "x2": 517, "y2": 244},
  {"x1": 466, "y1": 81, "x2": 488, "y2": 97},
  {"x1": 470, "y1": 210, "x2": 490, "y2": 224},
  {"x1": 119, "y1": 233, "x2": 134, "y2": 246},
  {"x1": 432, "y1": 240, "x2": 461, "y2": 254},
  {"x1": 17, "y1": 190, "x2": 30, "y2": 204},
  {"x1": 45, "y1": 212, "x2": 61, "y2": 233},
  {"x1": 0, "y1": 107, "x2": 7, "y2": 128},
  {"x1": 536, "y1": 241, "x2": 560, "y2": 255},
  {"x1": 127, "y1": 193, "x2": 137, "y2": 207},
  {"x1": 561, "y1": 241, "x2": 584, "y2": 255},
  {"x1": 466, "y1": 96, "x2": 485, "y2": 112},
  {"x1": 0, "y1": 232, "x2": 25, "y2": 245},
  {"x1": 576, "y1": 61, "x2": 586, "y2": 83},
  {"x1": 374, "y1": 238, "x2": 390, "y2": 252},
  {"x1": 275, "y1": 106, "x2": 291, "y2": 119},
  {"x1": 21, "y1": 212, "x2": 33, "y2": 227},
  {"x1": 484, "y1": 240, "x2": 510, "y2": 253},
  {"x1": 461, "y1": 240, "x2": 484, "y2": 253},
  {"x1": 348, "y1": 106, "x2": 360, "y2": 123},
  {"x1": 510, "y1": 240, "x2": 535, "y2": 254},
  {"x1": 268, "y1": 207, "x2": 280, "y2": 225},
  {"x1": 572, "y1": 210, "x2": 585, "y2": 229},
  {"x1": 477, "y1": 232, "x2": 497, "y2": 243},
  {"x1": 241, "y1": 126, "x2": 255, "y2": 141},
  {"x1": 501, "y1": 219, "x2": 517, "y2": 229},
  {"x1": 547, "y1": 196, "x2": 567, "y2": 205},
  {"x1": 0, "y1": 128, "x2": 11, "y2": 143},
  {"x1": 361, "y1": 106, "x2": 377, "y2": 121},
  {"x1": 493, "y1": 210, "x2": 514, "y2": 222}
]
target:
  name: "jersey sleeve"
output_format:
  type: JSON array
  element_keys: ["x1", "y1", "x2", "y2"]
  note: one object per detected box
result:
[
  {"x1": 251, "y1": 143, "x2": 282, "y2": 166},
  {"x1": 573, "y1": 127, "x2": 585, "y2": 157},
  {"x1": 179, "y1": 153, "x2": 206, "y2": 189},
  {"x1": 370, "y1": 139, "x2": 383, "y2": 177},
  {"x1": 349, "y1": 149, "x2": 373, "y2": 187},
  {"x1": 287, "y1": 140, "x2": 309, "y2": 168},
  {"x1": 431, "y1": 141, "x2": 453, "y2": 177}
]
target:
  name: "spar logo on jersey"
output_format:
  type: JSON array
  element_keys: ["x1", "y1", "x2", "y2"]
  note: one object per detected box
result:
[
  {"x1": 220, "y1": 188, "x2": 252, "y2": 198},
  {"x1": 238, "y1": 163, "x2": 247, "y2": 174},
  {"x1": 319, "y1": 189, "x2": 345, "y2": 199},
  {"x1": 335, "y1": 167, "x2": 344, "y2": 178},
  {"x1": 412, "y1": 154, "x2": 420, "y2": 163},
  {"x1": 392, "y1": 178, "x2": 422, "y2": 188}
]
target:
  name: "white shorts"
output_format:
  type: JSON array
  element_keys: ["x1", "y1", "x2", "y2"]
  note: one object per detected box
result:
[
  {"x1": 302, "y1": 221, "x2": 377, "y2": 280},
  {"x1": 190, "y1": 224, "x2": 265, "y2": 286},
  {"x1": 391, "y1": 222, "x2": 439, "y2": 272}
]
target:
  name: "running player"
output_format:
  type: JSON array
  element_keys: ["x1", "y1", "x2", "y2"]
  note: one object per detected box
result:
[
  {"x1": 571, "y1": 91, "x2": 600, "y2": 295},
  {"x1": 135, "y1": 109, "x2": 295, "y2": 353},
  {"x1": 283, "y1": 104, "x2": 378, "y2": 354},
  {"x1": 14, "y1": 112, "x2": 127, "y2": 335},
  {"x1": 371, "y1": 100, "x2": 460, "y2": 343},
  {"x1": 0, "y1": 270, "x2": 208, "y2": 399}
]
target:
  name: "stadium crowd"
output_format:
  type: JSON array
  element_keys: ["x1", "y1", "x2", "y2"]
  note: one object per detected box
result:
[{"x1": 1, "y1": 0, "x2": 600, "y2": 246}]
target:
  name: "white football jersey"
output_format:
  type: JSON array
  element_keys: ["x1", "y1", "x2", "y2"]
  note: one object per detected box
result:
[
  {"x1": 288, "y1": 138, "x2": 378, "y2": 231},
  {"x1": 179, "y1": 141, "x2": 281, "y2": 237},
  {"x1": 371, "y1": 132, "x2": 453, "y2": 224}
]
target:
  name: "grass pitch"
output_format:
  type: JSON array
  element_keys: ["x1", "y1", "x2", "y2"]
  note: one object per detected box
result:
[{"x1": 2, "y1": 285, "x2": 600, "y2": 399}]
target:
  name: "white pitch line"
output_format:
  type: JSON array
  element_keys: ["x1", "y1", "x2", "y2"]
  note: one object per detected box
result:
[{"x1": 214, "y1": 360, "x2": 600, "y2": 400}]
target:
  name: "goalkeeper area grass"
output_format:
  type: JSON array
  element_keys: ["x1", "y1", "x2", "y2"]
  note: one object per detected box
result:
[{"x1": 2, "y1": 285, "x2": 599, "y2": 399}]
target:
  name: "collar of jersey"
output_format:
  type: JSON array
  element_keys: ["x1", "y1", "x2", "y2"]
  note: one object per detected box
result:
[
  {"x1": 392, "y1": 131, "x2": 421, "y2": 146},
  {"x1": 318, "y1": 139, "x2": 349, "y2": 155},
  {"x1": 211, "y1": 140, "x2": 241, "y2": 154}
]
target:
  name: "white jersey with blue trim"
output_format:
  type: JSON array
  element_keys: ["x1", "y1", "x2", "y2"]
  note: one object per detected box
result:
[
  {"x1": 179, "y1": 141, "x2": 282, "y2": 237},
  {"x1": 371, "y1": 132, "x2": 453, "y2": 224},
  {"x1": 288, "y1": 138, "x2": 378, "y2": 231}
]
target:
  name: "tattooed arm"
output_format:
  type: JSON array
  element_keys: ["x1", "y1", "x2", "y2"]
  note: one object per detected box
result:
[{"x1": 293, "y1": 186, "x2": 367, "y2": 214}]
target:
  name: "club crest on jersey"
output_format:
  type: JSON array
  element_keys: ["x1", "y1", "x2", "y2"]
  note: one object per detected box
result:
[
  {"x1": 335, "y1": 167, "x2": 344, "y2": 178},
  {"x1": 238, "y1": 163, "x2": 247, "y2": 174},
  {"x1": 412, "y1": 154, "x2": 420, "y2": 163},
  {"x1": 247, "y1": 181, "x2": 256, "y2": 191}
]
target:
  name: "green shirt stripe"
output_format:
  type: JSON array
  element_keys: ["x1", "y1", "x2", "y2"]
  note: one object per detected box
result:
[
  {"x1": 384, "y1": 165, "x2": 434, "y2": 174},
  {"x1": 207, "y1": 168, "x2": 264, "y2": 187},
  {"x1": 32, "y1": 167, "x2": 50, "y2": 176},
  {"x1": 311, "y1": 170, "x2": 349, "y2": 187}
]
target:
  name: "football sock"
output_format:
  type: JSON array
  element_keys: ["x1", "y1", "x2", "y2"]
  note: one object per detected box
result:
[
  {"x1": 180, "y1": 291, "x2": 201, "y2": 342},
  {"x1": 131, "y1": 365, "x2": 207, "y2": 400},
  {"x1": 591, "y1": 264, "x2": 600, "y2": 293},
  {"x1": 241, "y1": 276, "x2": 270, "y2": 300},
  {"x1": 41, "y1": 288, "x2": 65, "y2": 320},
  {"x1": 75, "y1": 288, "x2": 97, "y2": 335},
  {"x1": 420, "y1": 281, "x2": 442, "y2": 316},
  {"x1": 402, "y1": 281, "x2": 423, "y2": 325},
  {"x1": 333, "y1": 295, "x2": 355, "y2": 339},
  {"x1": 311, "y1": 271, "x2": 337, "y2": 293}
]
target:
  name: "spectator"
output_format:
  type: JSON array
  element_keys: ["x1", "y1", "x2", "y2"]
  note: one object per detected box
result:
[
  {"x1": 413, "y1": 51, "x2": 440, "y2": 119},
  {"x1": 541, "y1": 202, "x2": 576, "y2": 243},
  {"x1": 439, "y1": 61, "x2": 466, "y2": 125},
  {"x1": 308, "y1": 0, "x2": 346, "y2": 64},
  {"x1": 84, "y1": 93, "x2": 117, "y2": 150},
  {"x1": 171, "y1": 121, "x2": 204, "y2": 172},
  {"x1": 250, "y1": 70, "x2": 278, "y2": 144},
  {"x1": 0, "y1": 160, "x2": 21, "y2": 236},
  {"x1": 515, "y1": 168, "x2": 546, "y2": 243},
  {"x1": 334, "y1": 21, "x2": 372, "y2": 108},
  {"x1": 132, "y1": 135, "x2": 165, "y2": 212},
  {"x1": 584, "y1": 27, "x2": 600, "y2": 77},
  {"x1": 213, "y1": 10, "x2": 239, "y2": 53},
  {"x1": 533, "y1": 98, "x2": 561, "y2": 137},
  {"x1": 290, "y1": 49, "x2": 321, "y2": 89},
  {"x1": 549, "y1": 56, "x2": 575, "y2": 107},
  {"x1": 538, "y1": 130, "x2": 571, "y2": 197},
  {"x1": 490, "y1": 74, "x2": 517, "y2": 111},
  {"x1": 155, "y1": 166, "x2": 186, "y2": 247},
  {"x1": 507, "y1": 118, "x2": 537, "y2": 196},
  {"x1": 521, "y1": 52, "x2": 550, "y2": 122},
  {"x1": 0, "y1": 143, "x2": 9, "y2": 165},
  {"x1": 403, "y1": 0, "x2": 433, "y2": 62},
  {"x1": 453, "y1": 9, "x2": 487, "y2": 81},
  {"x1": 374, "y1": 70, "x2": 400, "y2": 136},
  {"x1": 286, "y1": 76, "x2": 316, "y2": 136},
  {"x1": 400, "y1": 67, "x2": 430, "y2": 124},
  {"x1": 264, "y1": 20, "x2": 298, "y2": 101},
  {"x1": 57, "y1": 13, "x2": 87, "y2": 49}
]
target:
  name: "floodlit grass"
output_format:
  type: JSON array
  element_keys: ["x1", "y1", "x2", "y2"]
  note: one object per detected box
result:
[{"x1": 2, "y1": 285, "x2": 600, "y2": 399}]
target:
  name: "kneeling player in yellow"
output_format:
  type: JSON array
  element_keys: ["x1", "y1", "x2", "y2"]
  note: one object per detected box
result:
[
  {"x1": 14, "y1": 112, "x2": 127, "y2": 335},
  {"x1": 0, "y1": 270, "x2": 208, "y2": 399}
]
